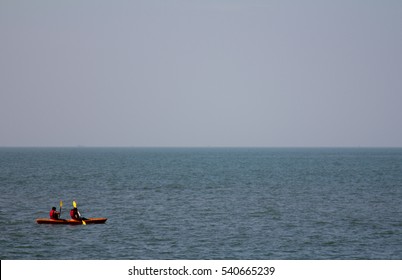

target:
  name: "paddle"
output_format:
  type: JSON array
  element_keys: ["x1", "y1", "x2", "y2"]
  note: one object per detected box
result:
[
  {"x1": 73, "y1": 200, "x2": 86, "y2": 225},
  {"x1": 59, "y1": 200, "x2": 63, "y2": 219}
]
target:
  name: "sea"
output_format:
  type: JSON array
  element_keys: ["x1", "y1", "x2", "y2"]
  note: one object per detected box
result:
[{"x1": 0, "y1": 147, "x2": 401, "y2": 260}]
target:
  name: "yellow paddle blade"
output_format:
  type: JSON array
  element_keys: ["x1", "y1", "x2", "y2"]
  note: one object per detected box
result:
[
  {"x1": 82, "y1": 220, "x2": 86, "y2": 225},
  {"x1": 60, "y1": 200, "x2": 63, "y2": 207},
  {"x1": 73, "y1": 201, "x2": 77, "y2": 208}
]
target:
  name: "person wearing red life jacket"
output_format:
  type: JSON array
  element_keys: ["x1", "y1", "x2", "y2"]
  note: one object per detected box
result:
[
  {"x1": 70, "y1": 206, "x2": 88, "y2": 221},
  {"x1": 49, "y1": 207, "x2": 60, "y2": 219},
  {"x1": 70, "y1": 207, "x2": 81, "y2": 220}
]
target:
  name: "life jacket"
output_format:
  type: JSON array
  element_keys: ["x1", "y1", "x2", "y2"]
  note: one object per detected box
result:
[
  {"x1": 70, "y1": 208, "x2": 79, "y2": 219},
  {"x1": 49, "y1": 209, "x2": 58, "y2": 219}
]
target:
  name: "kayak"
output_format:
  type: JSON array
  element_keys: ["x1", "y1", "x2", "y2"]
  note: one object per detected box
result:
[{"x1": 36, "y1": 218, "x2": 107, "y2": 225}]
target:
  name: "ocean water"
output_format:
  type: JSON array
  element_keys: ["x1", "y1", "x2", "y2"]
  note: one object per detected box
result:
[{"x1": 0, "y1": 147, "x2": 401, "y2": 260}]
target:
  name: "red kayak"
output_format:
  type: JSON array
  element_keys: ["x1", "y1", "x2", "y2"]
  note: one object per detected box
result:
[{"x1": 36, "y1": 218, "x2": 107, "y2": 225}]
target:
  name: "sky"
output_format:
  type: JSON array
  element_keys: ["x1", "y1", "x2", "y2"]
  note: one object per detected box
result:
[{"x1": 1, "y1": 0, "x2": 401, "y2": 147}]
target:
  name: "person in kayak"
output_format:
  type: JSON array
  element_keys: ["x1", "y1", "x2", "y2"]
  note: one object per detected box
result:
[
  {"x1": 70, "y1": 207, "x2": 87, "y2": 220},
  {"x1": 49, "y1": 207, "x2": 60, "y2": 220},
  {"x1": 70, "y1": 207, "x2": 80, "y2": 220}
]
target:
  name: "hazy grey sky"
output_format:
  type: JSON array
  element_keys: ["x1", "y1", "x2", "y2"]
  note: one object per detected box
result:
[{"x1": 1, "y1": 0, "x2": 401, "y2": 147}]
